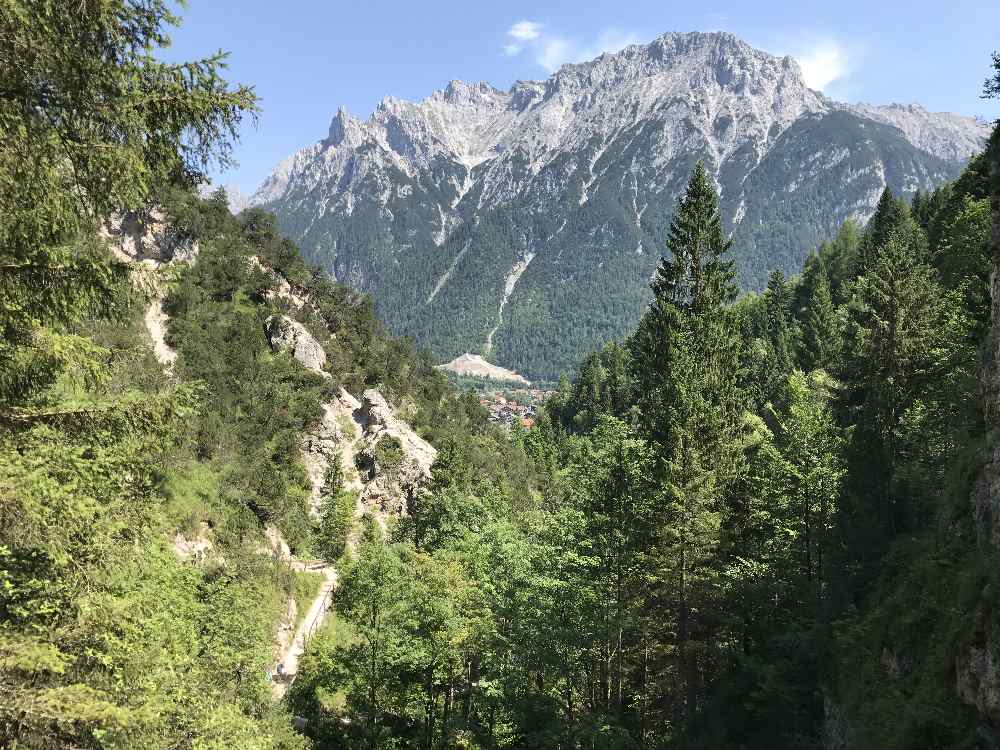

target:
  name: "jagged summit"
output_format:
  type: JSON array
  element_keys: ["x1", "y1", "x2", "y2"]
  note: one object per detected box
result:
[{"x1": 250, "y1": 30, "x2": 989, "y2": 380}]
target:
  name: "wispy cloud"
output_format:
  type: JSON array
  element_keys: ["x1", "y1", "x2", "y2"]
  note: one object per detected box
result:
[
  {"x1": 503, "y1": 20, "x2": 542, "y2": 56},
  {"x1": 503, "y1": 21, "x2": 642, "y2": 73},
  {"x1": 762, "y1": 34, "x2": 863, "y2": 96},
  {"x1": 794, "y1": 39, "x2": 853, "y2": 91},
  {"x1": 508, "y1": 20, "x2": 542, "y2": 41}
]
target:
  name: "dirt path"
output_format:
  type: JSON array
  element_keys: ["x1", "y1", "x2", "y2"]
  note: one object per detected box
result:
[{"x1": 271, "y1": 561, "x2": 338, "y2": 700}]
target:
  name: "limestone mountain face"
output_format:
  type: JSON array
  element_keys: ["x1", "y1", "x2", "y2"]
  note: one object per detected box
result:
[{"x1": 251, "y1": 31, "x2": 989, "y2": 380}]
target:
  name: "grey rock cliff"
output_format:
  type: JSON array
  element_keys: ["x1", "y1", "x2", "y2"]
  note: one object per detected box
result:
[
  {"x1": 265, "y1": 314, "x2": 328, "y2": 373},
  {"x1": 262, "y1": 314, "x2": 436, "y2": 520}
]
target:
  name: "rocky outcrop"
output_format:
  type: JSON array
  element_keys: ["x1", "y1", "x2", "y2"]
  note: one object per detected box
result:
[
  {"x1": 101, "y1": 208, "x2": 198, "y2": 371},
  {"x1": 262, "y1": 315, "x2": 436, "y2": 520},
  {"x1": 352, "y1": 389, "x2": 437, "y2": 517},
  {"x1": 248, "y1": 256, "x2": 309, "y2": 309},
  {"x1": 265, "y1": 314, "x2": 328, "y2": 373},
  {"x1": 262, "y1": 525, "x2": 292, "y2": 561},
  {"x1": 101, "y1": 208, "x2": 199, "y2": 266},
  {"x1": 300, "y1": 391, "x2": 365, "y2": 515},
  {"x1": 171, "y1": 521, "x2": 218, "y2": 563}
]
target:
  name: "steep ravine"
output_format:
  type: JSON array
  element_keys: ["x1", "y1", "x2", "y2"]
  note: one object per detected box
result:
[{"x1": 104, "y1": 209, "x2": 433, "y2": 702}]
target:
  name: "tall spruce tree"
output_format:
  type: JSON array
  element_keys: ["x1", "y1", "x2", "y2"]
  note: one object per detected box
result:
[
  {"x1": 819, "y1": 220, "x2": 861, "y2": 306},
  {"x1": 800, "y1": 270, "x2": 841, "y2": 372},
  {"x1": 763, "y1": 270, "x2": 797, "y2": 390},
  {"x1": 860, "y1": 187, "x2": 910, "y2": 271},
  {"x1": 841, "y1": 219, "x2": 942, "y2": 578},
  {"x1": 629, "y1": 162, "x2": 744, "y2": 745}
]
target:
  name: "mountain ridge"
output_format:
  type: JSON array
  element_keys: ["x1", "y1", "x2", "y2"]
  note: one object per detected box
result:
[{"x1": 249, "y1": 30, "x2": 989, "y2": 379}]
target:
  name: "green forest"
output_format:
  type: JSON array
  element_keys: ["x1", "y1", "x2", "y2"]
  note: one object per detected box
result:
[{"x1": 4, "y1": 3, "x2": 1000, "y2": 749}]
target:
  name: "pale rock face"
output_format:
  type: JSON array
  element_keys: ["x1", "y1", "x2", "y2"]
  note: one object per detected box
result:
[
  {"x1": 171, "y1": 521, "x2": 217, "y2": 563},
  {"x1": 198, "y1": 183, "x2": 251, "y2": 214},
  {"x1": 300, "y1": 393, "x2": 362, "y2": 516},
  {"x1": 300, "y1": 387, "x2": 437, "y2": 520},
  {"x1": 260, "y1": 313, "x2": 435, "y2": 520},
  {"x1": 262, "y1": 525, "x2": 292, "y2": 561},
  {"x1": 101, "y1": 208, "x2": 198, "y2": 372},
  {"x1": 248, "y1": 256, "x2": 310, "y2": 309},
  {"x1": 101, "y1": 208, "x2": 199, "y2": 265},
  {"x1": 351, "y1": 389, "x2": 438, "y2": 518},
  {"x1": 264, "y1": 314, "x2": 328, "y2": 373},
  {"x1": 847, "y1": 103, "x2": 990, "y2": 163}
]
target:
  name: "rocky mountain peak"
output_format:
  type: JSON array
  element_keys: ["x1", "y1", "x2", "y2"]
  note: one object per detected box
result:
[
  {"x1": 250, "y1": 30, "x2": 991, "y2": 380},
  {"x1": 326, "y1": 106, "x2": 365, "y2": 147}
]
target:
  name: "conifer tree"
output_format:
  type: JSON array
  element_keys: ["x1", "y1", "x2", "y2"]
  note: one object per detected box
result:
[
  {"x1": 819, "y1": 220, "x2": 861, "y2": 305},
  {"x1": 860, "y1": 187, "x2": 909, "y2": 270},
  {"x1": 984, "y1": 50, "x2": 1000, "y2": 99},
  {"x1": 629, "y1": 162, "x2": 744, "y2": 743},
  {"x1": 841, "y1": 219, "x2": 942, "y2": 576},
  {"x1": 764, "y1": 270, "x2": 797, "y2": 378},
  {"x1": 800, "y1": 270, "x2": 841, "y2": 372}
]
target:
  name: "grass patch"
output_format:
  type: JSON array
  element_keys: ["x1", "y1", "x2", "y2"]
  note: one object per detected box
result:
[
  {"x1": 160, "y1": 461, "x2": 224, "y2": 534},
  {"x1": 290, "y1": 569, "x2": 325, "y2": 632}
]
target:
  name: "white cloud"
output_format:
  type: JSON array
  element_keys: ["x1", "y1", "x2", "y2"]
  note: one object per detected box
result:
[
  {"x1": 795, "y1": 40, "x2": 851, "y2": 91},
  {"x1": 504, "y1": 21, "x2": 641, "y2": 73},
  {"x1": 508, "y1": 20, "x2": 542, "y2": 41}
]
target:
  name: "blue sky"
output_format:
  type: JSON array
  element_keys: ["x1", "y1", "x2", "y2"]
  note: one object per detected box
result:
[{"x1": 164, "y1": 0, "x2": 1000, "y2": 194}]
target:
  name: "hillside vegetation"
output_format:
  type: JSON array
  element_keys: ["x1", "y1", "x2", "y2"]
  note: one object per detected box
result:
[
  {"x1": 0, "y1": 4, "x2": 531, "y2": 747},
  {"x1": 4, "y1": 4, "x2": 1000, "y2": 750},
  {"x1": 288, "y1": 120, "x2": 1000, "y2": 748}
]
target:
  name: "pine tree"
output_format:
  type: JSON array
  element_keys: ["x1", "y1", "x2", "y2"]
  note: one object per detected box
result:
[
  {"x1": 800, "y1": 270, "x2": 841, "y2": 372},
  {"x1": 629, "y1": 162, "x2": 744, "y2": 743},
  {"x1": 984, "y1": 50, "x2": 1000, "y2": 99},
  {"x1": 841, "y1": 219, "x2": 942, "y2": 577},
  {"x1": 860, "y1": 187, "x2": 909, "y2": 271},
  {"x1": 819, "y1": 220, "x2": 861, "y2": 305},
  {"x1": 318, "y1": 458, "x2": 356, "y2": 560},
  {"x1": 764, "y1": 270, "x2": 797, "y2": 376}
]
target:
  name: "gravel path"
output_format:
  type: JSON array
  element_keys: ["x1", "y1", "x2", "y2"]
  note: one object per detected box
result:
[{"x1": 271, "y1": 561, "x2": 338, "y2": 700}]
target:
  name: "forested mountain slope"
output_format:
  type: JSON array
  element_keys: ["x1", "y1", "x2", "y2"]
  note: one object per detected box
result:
[
  {"x1": 6, "y1": 4, "x2": 1000, "y2": 750},
  {"x1": 286, "y1": 74, "x2": 1000, "y2": 747},
  {"x1": 0, "y1": 5, "x2": 532, "y2": 746},
  {"x1": 252, "y1": 31, "x2": 989, "y2": 379}
]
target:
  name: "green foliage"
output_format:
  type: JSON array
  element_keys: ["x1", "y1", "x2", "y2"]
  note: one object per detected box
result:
[
  {"x1": 318, "y1": 459, "x2": 357, "y2": 562},
  {"x1": 0, "y1": 0, "x2": 256, "y2": 413},
  {"x1": 291, "y1": 143, "x2": 1000, "y2": 750}
]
